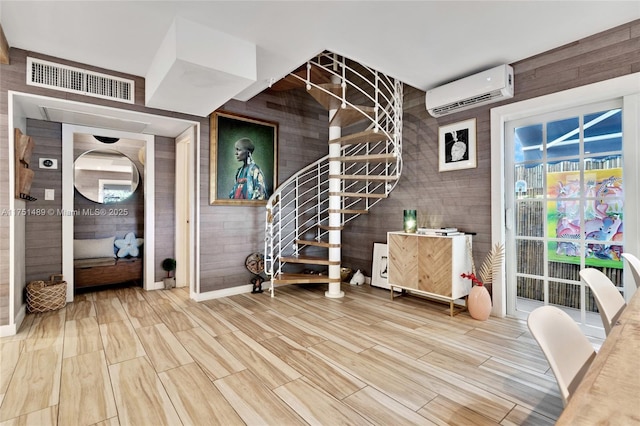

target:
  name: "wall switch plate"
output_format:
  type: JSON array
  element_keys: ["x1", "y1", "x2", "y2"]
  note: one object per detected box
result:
[
  {"x1": 44, "y1": 189, "x2": 55, "y2": 200},
  {"x1": 39, "y1": 158, "x2": 58, "y2": 169}
]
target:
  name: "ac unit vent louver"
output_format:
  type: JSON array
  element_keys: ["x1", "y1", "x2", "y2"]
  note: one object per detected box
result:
[
  {"x1": 27, "y1": 57, "x2": 134, "y2": 104},
  {"x1": 430, "y1": 89, "x2": 505, "y2": 116}
]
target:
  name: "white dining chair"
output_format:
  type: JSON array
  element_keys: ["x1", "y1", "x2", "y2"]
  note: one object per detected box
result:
[
  {"x1": 621, "y1": 253, "x2": 640, "y2": 289},
  {"x1": 579, "y1": 268, "x2": 626, "y2": 335},
  {"x1": 527, "y1": 306, "x2": 597, "y2": 406}
]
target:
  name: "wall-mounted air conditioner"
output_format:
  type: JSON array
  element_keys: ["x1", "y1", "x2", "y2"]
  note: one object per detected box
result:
[{"x1": 425, "y1": 64, "x2": 514, "y2": 117}]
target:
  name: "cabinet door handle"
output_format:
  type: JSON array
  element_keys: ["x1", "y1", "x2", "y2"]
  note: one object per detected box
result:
[{"x1": 505, "y1": 208, "x2": 513, "y2": 230}]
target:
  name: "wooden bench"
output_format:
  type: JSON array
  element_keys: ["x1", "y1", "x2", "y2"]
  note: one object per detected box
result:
[{"x1": 74, "y1": 257, "x2": 142, "y2": 289}]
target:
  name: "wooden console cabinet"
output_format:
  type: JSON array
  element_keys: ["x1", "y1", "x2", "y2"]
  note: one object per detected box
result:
[{"x1": 387, "y1": 231, "x2": 472, "y2": 316}]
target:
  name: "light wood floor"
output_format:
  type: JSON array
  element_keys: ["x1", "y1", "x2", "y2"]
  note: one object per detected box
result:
[{"x1": 1, "y1": 283, "x2": 577, "y2": 425}]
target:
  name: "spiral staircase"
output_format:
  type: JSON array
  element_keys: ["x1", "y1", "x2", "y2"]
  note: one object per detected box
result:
[{"x1": 264, "y1": 52, "x2": 403, "y2": 297}]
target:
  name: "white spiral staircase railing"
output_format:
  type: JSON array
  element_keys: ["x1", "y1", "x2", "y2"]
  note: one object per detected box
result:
[{"x1": 264, "y1": 52, "x2": 403, "y2": 296}]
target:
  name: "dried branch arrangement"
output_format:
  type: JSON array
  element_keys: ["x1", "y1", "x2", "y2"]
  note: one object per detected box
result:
[{"x1": 478, "y1": 243, "x2": 505, "y2": 290}]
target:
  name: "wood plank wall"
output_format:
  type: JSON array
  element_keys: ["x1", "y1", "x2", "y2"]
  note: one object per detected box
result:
[
  {"x1": 23, "y1": 120, "x2": 63, "y2": 283},
  {"x1": 21, "y1": 121, "x2": 153, "y2": 283},
  {"x1": 198, "y1": 90, "x2": 329, "y2": 293},
  {"x1": 0, "y1": 49, "x2": 202, "y2": 325},
  {"x1": 154, "y1": 136, "x2": 176, "y2": 281},
  {"x1": 22, "y1": 123, "x2": 172, "y2": 285},
  {"x1": 340, "y1": 19, "x2": 640, "y2": 276}
]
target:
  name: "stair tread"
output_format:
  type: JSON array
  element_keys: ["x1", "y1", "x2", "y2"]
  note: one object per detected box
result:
[
  {"x1": 318, "y1": 224, "x2": 344, "y2": 231},
  {"x1": 330, "y1": 191, "x2": 388, "y2": 199},
  {"x1": 329, "y1": 129, "x2": 389, "y2": 145},
  {"x1": 295, "y1": 239, "x2": 339, "y2": 248},
  {"x1": 330, "y1": 105, "x2": 375, "y2": 127},
  {"x1": 328, "y1": 209, "x2": 368, "y2": 215},
  {"x1": 280, "y1": 255, "x2": 340, "y2": 266},
  {"x1": 307, "y1": 84, "x2": 342, "y2": 109},
  {"x1": 272, "y1": 273, "x2": 341, "y2": 284},
  {"x1": 270, "y1": 66, "x2": 333, "y2": 91},
  {"x1": 307, "y1": 85, "x2": 377, "y2": 128},
  {"x1": 335, "y1": 153, "x2": 396, "y2": 163},
  {"x1": 269, "y1": 74, "x2": 306, "y2": 91},
  {"x1": 329, "y1": 174, "x2": 398, "y2": 181}
]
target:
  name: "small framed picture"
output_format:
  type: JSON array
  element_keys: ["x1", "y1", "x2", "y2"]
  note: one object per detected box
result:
[
  {"x1": 371, "y1": 243, "x2": 389, "y2": 289},
  {"x1": 438, "y1": 118, "x2": 477, "y2": 172}
]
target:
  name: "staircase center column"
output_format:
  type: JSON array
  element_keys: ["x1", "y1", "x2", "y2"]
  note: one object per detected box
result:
[{"x1": 326, "y1": 105, "x2": 345, "y2": 299}]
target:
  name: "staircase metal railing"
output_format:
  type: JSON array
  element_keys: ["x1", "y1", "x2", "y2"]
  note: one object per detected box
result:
[{"x1": 265, "y1": 51, "x2": 403, "y2": 288}]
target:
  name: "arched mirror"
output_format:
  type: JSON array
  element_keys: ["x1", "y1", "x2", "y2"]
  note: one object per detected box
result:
[{"x1": 74, "y1": 149, "x2": 140, "y2": 203}]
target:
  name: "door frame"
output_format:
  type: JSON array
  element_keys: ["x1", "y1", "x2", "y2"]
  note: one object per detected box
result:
[
  {"x1": 490, "y1": 72, "x2": 640, "y2": 317},
  {"x1": 175, "y1": 126, "x2": 196, "y2": 292},
  {"x1": 62, "y1": 124, "x2": 156, "y2": 298}
]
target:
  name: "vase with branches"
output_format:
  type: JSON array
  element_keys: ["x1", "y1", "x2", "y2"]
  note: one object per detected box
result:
[
  {"x1": 462, "y1": 241, "x2": 505, "y2": 320},
  {"x1": 463, "y1": 241, "x2": 505, "y2": 293},
  {"x1": 476, "y1": 242, "x2": 505, "y2": 296}
]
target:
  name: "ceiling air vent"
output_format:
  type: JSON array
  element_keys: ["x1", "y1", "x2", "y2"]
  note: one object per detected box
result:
[{"x1": 27, "y1": 57, "x2": 134, "y2": 104}]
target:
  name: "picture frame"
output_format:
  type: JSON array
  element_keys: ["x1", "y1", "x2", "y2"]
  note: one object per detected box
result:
[
  {"x1": 438, "y1": 118, "x2": 477, "y2": 172},
  {"x1": 371, "y1": 243, "x2": 389, "y2": 289},
  {"x1": 210, "y1": 111, "x2": 278, "y2": 206}
]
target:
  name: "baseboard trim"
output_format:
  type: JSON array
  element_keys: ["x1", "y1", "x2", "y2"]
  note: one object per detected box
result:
[
  {"x1": 0, "y1": 303, "x2": 26, "y2": 337},
  {"x1": 148, "y1": 281, "x2": 165, "y2": 291},
  {"x1": 192, "y1": 284, "x2": 254, "y2": 302}
]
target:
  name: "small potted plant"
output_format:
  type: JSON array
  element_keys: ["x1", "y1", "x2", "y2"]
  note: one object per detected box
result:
[{"x1": 161, "y1": 258, "x2": 176, "y2": 289}]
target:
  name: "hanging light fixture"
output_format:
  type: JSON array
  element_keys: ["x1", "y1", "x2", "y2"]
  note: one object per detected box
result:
[{"x1": 94, "y1": 135, "x2": 119, "y2": 144}]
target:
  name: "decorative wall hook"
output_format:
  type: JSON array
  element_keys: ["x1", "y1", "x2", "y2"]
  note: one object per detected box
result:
[{"x1": 19, "y1": 193, "x2": 37, "y2": 201}]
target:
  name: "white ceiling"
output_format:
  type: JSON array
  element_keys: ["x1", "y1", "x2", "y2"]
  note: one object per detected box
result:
[{"x1": 1, "y1": 1, "x2": 639, "y2": 127}]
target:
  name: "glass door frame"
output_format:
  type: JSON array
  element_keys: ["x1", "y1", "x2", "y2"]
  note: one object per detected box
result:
[
  {"x1": 505, "y1": 101, "x2": 624, "y2": 337},
  {"x1": 489, "y1": 73, "x2": 640, "y2": 320}
]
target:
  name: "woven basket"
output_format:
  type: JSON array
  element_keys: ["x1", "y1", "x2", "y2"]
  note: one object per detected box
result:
[{"x1": 26, "y1": 274, "x2": 67, "y2": 313}]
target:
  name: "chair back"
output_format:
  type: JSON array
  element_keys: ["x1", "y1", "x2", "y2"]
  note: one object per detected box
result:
[
  {"x1": 527, "y1": 306, "x2": 596, "y2": 406},
  {"x1": 579, "y1": 268, "x2": 626, "y2": 335},
  {"x1": 621, "y1": 253, "x2": 640, "y2": 289}
]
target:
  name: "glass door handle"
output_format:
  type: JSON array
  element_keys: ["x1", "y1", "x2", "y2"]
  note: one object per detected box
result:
[{"x1": 505, "y1": 208, "x2": 513, "y2": 230}]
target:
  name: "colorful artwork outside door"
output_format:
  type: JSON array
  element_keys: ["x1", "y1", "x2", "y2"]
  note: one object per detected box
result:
[{"x1": 547, "y1": 168, "x2": 623, "y2": 269}]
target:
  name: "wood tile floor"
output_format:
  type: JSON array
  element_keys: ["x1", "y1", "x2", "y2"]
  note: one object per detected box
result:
[{"x1": 0, "y1": 283, "x2": 585, "y2": 425}]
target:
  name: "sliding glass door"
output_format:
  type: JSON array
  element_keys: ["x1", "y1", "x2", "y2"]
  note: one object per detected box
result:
[{"x1": 505, "y1": 100, "x2": 625, "y2": 336}]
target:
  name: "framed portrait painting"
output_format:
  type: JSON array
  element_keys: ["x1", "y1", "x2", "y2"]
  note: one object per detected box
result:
[
  {"x1": 210, "y1": 111, "x2": 278, "y2": 206},
  {"x1": 438, "y1": 118, "x2": 477, "y2": 172}
]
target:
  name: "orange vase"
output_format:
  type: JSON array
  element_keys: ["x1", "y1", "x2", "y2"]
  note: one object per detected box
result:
[{"x1": 468, "y1": 285, "x2": 492, "y2": 320}]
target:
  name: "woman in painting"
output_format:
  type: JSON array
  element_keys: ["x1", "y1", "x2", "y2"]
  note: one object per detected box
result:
[{"x1": 229, "y1": 137, "x2": 268, "y2": 200}]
